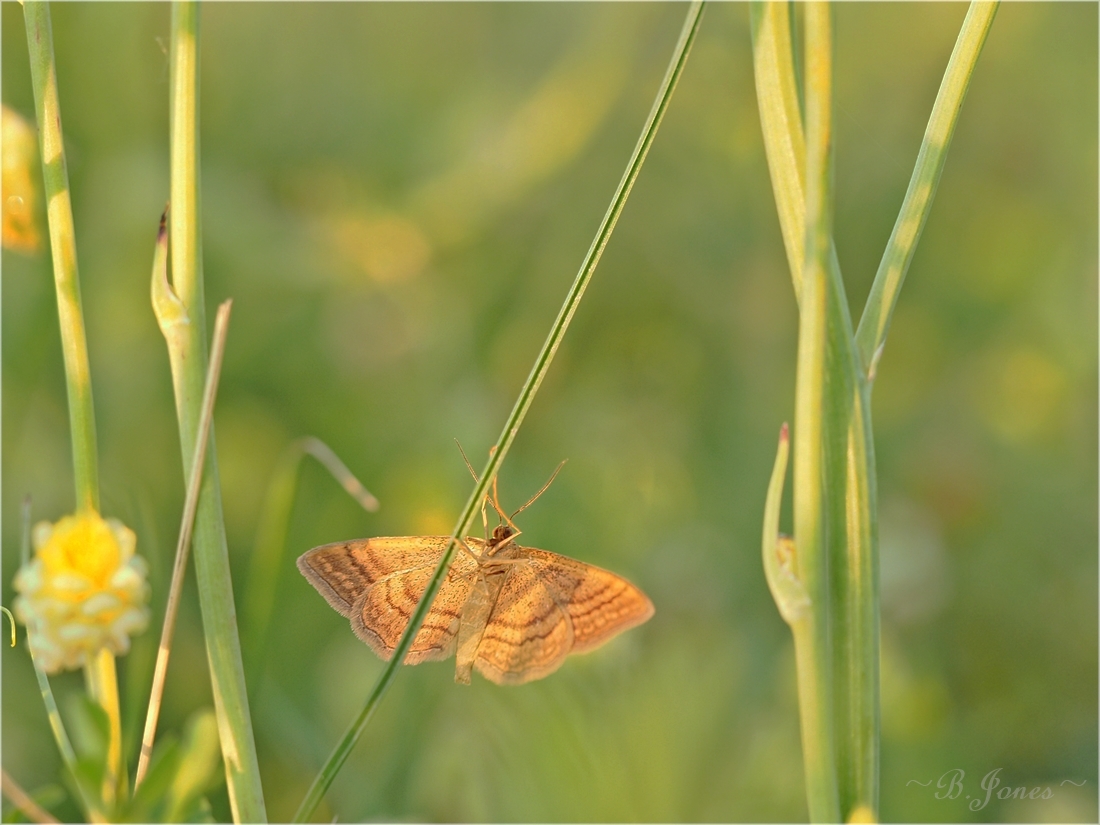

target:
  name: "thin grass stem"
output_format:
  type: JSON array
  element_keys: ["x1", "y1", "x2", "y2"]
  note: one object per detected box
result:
[
  {"x1": 243, "y1": 437, "x2": 379, "y2": 692},
  {"x1": 855, "y1": 1, "x2": 999, "y2": 380},
  {"x1": 291, "y1": 4, "x2": 705, "y2": 820},
  {"x1": 1, "y1": 769, "x2": 60, "y2": 825},
  {"x1": 136, "y1": 300, "x2": 234, "y2": 788}
]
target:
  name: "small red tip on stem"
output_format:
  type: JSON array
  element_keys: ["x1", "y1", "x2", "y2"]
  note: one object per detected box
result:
[
  {"x1": 157, "y1": 204, "x2": 169, "y2": 240},
  {"x1": 779, "y1": 422, "x2": 789, "y2": 443}
]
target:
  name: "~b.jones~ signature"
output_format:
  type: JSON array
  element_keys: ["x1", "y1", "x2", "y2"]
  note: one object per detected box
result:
[{"x1": 907, "y1": 768, "x2": 1088, "y2": 812}]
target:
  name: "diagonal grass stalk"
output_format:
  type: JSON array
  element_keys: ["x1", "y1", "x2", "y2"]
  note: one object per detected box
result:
[
  {"x1": 291, "y1": 3, "x2": 705, "y2": 820},
  {"x1": 22, "y1": 1, "x2": 122, "y2": 806},
  {"x1": 137, "y1": 296, "x2": 234, "y2": 787},
  {"x1": 243, "y1": 437, "x2": 379, "y2": 693},
  {"x1": 1, "y1": 770, "x2": 60, "y2": 825},
  {"x1": 855, "y1": 2, "x2": 999, "y2": 380},
  {"x1": 161, "y1": 4, "x2": 266, "y2": 821}
]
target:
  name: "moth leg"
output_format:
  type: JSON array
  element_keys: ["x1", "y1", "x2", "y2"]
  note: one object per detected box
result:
[{"x1": 456, "y1": 537, "x2": 483, "y2": 565}]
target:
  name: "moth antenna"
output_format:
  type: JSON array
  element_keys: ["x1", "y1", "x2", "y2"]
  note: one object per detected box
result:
[
  {"x1": 511, "y1": 459, "x2": 567, "y2": 519},
  {"x1": 457, "y1": 440, "x2": 509, "y2": 526}
]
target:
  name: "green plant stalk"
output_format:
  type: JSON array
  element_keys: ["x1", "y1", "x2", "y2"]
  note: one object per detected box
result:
[
  {"x1": 22, "y1": 1, "x2": 122, "y2": 806},
  {"x1": 790, "y1": 6, "x2": 840, "y2": 822},
  {"x1": 855, "y1": 1, "x2": 998, "y2": 380},
  {"x1": 161, "y1": 4, "x2": 266, "y2": 821},
  {"x1": 753, "y1": 3, "x2": 880, "y2": 817},
  {"x1": 292, "y1": 4, "x2": 705, "y2": 820},
  {"x1": 826, "y1": 7, "x2": 1000, "y2": 810},
  {"x1": 22, "y1": 0, "x2": 98, "y2": 516}
]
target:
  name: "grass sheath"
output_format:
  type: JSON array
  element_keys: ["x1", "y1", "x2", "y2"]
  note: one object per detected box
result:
[{"x1": 291, "y1": 4, "x2": 705, "y2": 821}]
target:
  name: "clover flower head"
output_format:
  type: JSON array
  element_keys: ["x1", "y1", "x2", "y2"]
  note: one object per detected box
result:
[{"x1": 13, "y1": 510, "x2": 149, "y2": 673}]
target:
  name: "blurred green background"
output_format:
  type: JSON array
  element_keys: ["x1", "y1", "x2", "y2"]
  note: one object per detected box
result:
[{"x1": 2, "y1": 3, "x2": 1096, "y2": 822}]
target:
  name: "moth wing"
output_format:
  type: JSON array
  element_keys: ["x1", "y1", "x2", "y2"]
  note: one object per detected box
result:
[
  {"x1": 522, "y1": 548, "x2": 654, "y2": 654},
  {"x1": 474, "y1": 559, "x2": 574, "y2": 685},
  {"x1": 298, "y1": 536, "x2": 479, "y2": 665}
]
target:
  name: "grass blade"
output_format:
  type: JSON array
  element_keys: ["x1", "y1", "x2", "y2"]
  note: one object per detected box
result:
[
  {"x1": 750, "y1": 2, "x2": 806, "y2": 297},
  {"x1": 855, "y1": 1, "x2": 999, "y2": 380},
  {"x1": 292, "y1": 4, "x2": 705, "y2": 820}
]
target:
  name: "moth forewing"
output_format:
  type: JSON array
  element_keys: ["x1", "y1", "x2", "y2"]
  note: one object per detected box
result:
[{"x1": 298, "y1": 534, "x2": 654, "y2": 685}]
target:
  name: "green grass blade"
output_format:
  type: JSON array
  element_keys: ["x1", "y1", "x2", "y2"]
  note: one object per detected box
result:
[
  {"x1": 291, "y1": 4, "x2": 705, "y2": 820},
  {"x1": 855, "y1": 1, "x2": 999, "y2": 380},
  {"x1": 162, "y1": 4, "x2": 266, "y2": 821},
  {"x1": 750, "y1": 1, "x2": 806, "y2": 298}
]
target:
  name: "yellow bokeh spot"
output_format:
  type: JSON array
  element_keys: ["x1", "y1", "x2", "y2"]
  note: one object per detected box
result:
[
  {"x1": 1, "y1": 104, "x2": 41, "y2": 254},
  {"x1": 973, "y1": 346, "x2": 1067, "y2": 443},
  {"x1": 411, "y1": 507, "x2": 456, "y2": 538},
  {"x1": 330, "y1": 212, "x2": 431, "y2": 284}
]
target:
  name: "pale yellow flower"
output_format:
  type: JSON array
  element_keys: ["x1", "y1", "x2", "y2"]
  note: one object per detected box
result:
[{"x1": 13, "y1": 511, "x2": 149, "y2": 673}]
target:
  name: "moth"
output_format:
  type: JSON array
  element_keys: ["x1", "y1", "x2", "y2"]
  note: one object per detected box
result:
[{"x1": 297, "y1": 464, "x2": 654, "y2": 685}]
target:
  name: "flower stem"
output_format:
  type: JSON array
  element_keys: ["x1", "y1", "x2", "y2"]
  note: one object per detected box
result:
[
  {"x1": 22, "y1": 0, "x2": 98, "y2": 516},
  {"x1": 292, "y1": 4, "x2": 705, "y2": 820},
  {"x1": 160, "y1": 4, "x2": 267, "y2": 821},
  {"x1": 22, "y1": 1, "x2": 121, "y2": 806}
]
